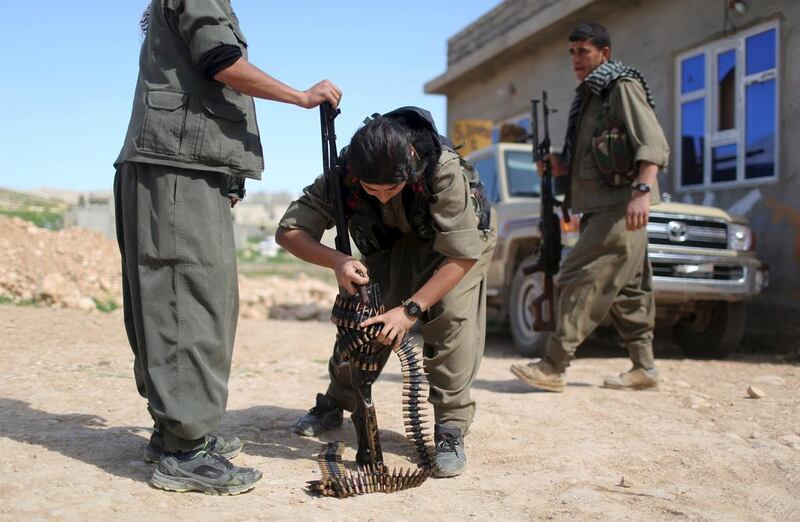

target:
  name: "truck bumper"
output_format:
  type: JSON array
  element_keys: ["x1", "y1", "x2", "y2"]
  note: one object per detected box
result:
[{"x1": 649, "y1": 251, "x2": 769, "y2": 303}]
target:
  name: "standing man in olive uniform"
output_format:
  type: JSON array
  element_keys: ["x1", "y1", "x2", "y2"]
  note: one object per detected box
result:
[
  {"x1": 276, "y1": 108, "x2": 496, "y2": 477},
  {"x1": 115, "y1": 0, "x2": 341, "y2": 494},
  {"x1": 510, "y1": 23, "x2": 668, "y2": 392}
]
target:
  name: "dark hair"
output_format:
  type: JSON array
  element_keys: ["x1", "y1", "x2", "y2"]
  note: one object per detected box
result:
[
  {"x1": 346, "y1": 117, "x2": 415, "y2": 185},
  {"x1": 568, "y1": 23, "x2": 611, "y2": 50}
]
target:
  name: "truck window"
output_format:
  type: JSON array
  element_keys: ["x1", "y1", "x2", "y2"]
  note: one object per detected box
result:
[
  {"x1": 472, "y1": 157, "x2": 500, "y2": 203},
  {"x1": 505, "y1": 150, "x2": 541, "y2": 198}
]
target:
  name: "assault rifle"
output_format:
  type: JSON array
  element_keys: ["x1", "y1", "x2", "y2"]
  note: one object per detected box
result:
[{"x1": 523, "y1": 91, "x2": 564, "y2": 331}]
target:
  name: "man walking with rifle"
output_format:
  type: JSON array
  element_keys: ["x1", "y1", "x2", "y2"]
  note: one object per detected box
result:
[{"x1": 510, "y1": 22, "x2": 669, "y2": 392}]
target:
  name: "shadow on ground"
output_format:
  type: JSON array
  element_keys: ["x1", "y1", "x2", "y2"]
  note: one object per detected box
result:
[
  {"x1": 0, "y1": 399, "x2": 414, "y2": 482},
  {"x1": 485, "y1": 323, "x2": 800, "y2": 365},
  {"x1": 0, "y1": 398, "x2": 152, "y2": 482}
]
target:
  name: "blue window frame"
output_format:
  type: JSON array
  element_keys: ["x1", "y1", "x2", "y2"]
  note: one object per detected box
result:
[
  {"x1": 745, "y1": 79, "x2": 776, "y2": 179},
  {"x1": 746, "y1": 28, "x2": 776, "y2": 75},
  {"x1": 676, "y1": 22, "x2": 779, "y2": 190},
  {"x1": 712, "y1": 144, "x2": 737, "y2": 183},
  {"x1": 681, "y1": 54, "x2": 705, "y2": 94},
  {"x1": 681, "y1": 99, "x2": 705, "y2": 186}
]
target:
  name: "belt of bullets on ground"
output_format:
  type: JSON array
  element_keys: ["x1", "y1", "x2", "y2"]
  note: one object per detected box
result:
[{"x1": 307, "y1": 285, "x2": 436, "y2": 497}]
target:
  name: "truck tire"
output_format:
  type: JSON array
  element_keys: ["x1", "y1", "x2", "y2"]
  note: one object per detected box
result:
[
  {"x1": 509, "y1": 257, "x2": 550, "y2": 357},
  {"x1": 673, "y1": 301, "x2": 746, "y2": 358}
]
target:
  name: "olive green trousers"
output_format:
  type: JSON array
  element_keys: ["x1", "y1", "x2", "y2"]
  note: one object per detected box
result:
[
  {"x1": 114, "y1": 162, "x2": 238, "y2": 451},
  {"x1": 545, "y1": 207, "x2": 656, "y2": 372},
  {"x1": 326, "y1": 233, "x2": 493, "y2": 434}
]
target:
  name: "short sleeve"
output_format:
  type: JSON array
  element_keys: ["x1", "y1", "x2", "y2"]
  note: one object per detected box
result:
[
  {"x1": 429, "y1": 152, "x2": 491, "y2": 260},
  {"x1": 610, "y1": 79, "x2": 670, "y2": 168},
  {"x1": 168, "y1": 0, "x2": 245, "y2": 66},
  {"x1": 278, "y1": 175, "x2": 335, "y2": 241}
]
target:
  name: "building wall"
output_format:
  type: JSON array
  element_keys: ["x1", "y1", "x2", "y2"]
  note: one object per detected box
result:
[
  {"x1": 63, "y1": 202, "x2": 116, "y2": 240},
  {"x1": 443, "y1": 0, "x2": 800, "y2": 346}
]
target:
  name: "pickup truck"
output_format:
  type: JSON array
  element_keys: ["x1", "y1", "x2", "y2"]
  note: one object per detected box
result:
[{"x1": 467, "y1": 142, "x2": 769, "y2": 358}]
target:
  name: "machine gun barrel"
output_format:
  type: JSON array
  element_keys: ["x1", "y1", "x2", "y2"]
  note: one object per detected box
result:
[{"x1": 320, "y1": 102, "x2": 351, "y2": 256}]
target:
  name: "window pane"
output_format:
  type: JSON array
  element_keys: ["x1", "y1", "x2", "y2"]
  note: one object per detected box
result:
[
  {"x1": 681, "y1": 99, "x2": 705, "y2": 185},
  {"x1": 717, "y1": 50, "x2": 736, "y2": 131},
  {"x1": 473, "y1": 157, "x2": 500, "y2": 203},
  {"x1": 745, "y1": 79, "x2": 776, "y2": 179},
  {"x1": 746, "y1": 29, "x2": 776, "y2": 75},
  {"x1": 491, "y1": 127, "x2": 500, "y2": 144},
  {"x1": 505, "y1": 150, "x2": 540, "y2": 198},
  {"x1": 681, "y1": 54, "x2": 705, "y2": 94},
  {"x1": 711, "y1": 144, "x2": 737, "y2": 182}
]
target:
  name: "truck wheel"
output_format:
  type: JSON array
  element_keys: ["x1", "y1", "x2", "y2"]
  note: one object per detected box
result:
[
  {"x1": 673, "y1": 301, "x2": 746, "y2": 358},
  {"x1": 509, "y1": 257, "x2": 550, "y2": 357}
]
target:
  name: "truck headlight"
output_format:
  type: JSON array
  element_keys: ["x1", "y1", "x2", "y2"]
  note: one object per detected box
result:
[{"x1": 728, "y1": 224, "x2": 753, "y2": 251}]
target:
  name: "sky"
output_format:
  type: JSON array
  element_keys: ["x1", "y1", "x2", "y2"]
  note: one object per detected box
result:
[{"x1": 0, "y1": 1, "x2": 503, "y2": 196}]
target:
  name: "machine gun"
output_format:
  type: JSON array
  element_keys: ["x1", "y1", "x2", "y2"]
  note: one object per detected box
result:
[
  {"x1": 320, "y1": 102, "x2": 353, "y2": 258},
  {"x1": 309, "y1": 103, "x2": 435, "y2": 497},
  {"x1": 522, "y1": 92, "x2": 565, "y2": 331}
]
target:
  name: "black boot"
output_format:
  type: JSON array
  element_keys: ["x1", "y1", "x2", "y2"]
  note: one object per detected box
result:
[{"x1": 292, "y1": 393, "x2": 343, "y2": 436}]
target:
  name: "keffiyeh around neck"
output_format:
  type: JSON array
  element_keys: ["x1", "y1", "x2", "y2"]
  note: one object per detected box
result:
[
  {"x1": 140, "y1": 4, "x2": 151, "y2": 37},
  {"x1": 561, "y1": 60, "x2": 655, "y2": 168}
]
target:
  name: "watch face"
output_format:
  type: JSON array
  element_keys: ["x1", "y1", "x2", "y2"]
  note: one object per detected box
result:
[{"x1": 404, "y1": 301, "x2": 422, "y2": 318}]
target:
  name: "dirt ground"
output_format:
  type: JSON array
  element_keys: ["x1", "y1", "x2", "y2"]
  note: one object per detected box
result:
[{"x1": 0, "y1": 305, "x2": 798, "y2": 522}]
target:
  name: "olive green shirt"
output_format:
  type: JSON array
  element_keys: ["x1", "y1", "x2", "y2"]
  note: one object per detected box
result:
[
  {"x1": 569, "y1": 78, "x2": 669, "y2": 213},
  {"x1": 280, "y1": 150, "x2": 496, "y2": 260},
  {"x1": 116, "y1": 0, "x2": 263, "y2": 179}
]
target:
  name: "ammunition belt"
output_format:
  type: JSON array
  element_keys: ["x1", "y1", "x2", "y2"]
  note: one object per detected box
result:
[{"x1": 308, "y1": 287, "x2": 436, "y2": 497}]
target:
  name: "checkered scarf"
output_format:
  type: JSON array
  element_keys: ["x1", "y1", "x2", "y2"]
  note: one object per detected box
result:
[
  {"x1": 561, "y1": 60, "x2": 655, "y2": 167},
  {"x1": 140, "y1": 4, "x2": 151, "y2": 37}
]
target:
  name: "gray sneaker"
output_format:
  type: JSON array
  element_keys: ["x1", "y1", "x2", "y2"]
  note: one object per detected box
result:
[
  {"x1": 150, "y1": 444, "x2": 261, "y2": 495},
  {"x1": 144, "y1": 432, "x2": 243, "y2": 464},
  {"x1": 433, "y1": 425, "x2": 466, "y2": 478},
  {"x1": 292, "y1": 393, "x2": 343, "y2": 437}
]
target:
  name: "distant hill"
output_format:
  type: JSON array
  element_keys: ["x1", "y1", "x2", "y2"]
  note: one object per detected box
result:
[{"x1": 0, "y1": 188, "x2": 70, "y2": 229}]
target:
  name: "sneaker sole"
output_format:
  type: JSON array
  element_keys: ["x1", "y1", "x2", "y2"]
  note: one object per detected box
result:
[
  {"x1": 432, "y1": 467, "x2": 465, "y2": 478},
  {"x1": 144, "y1": 445, "x2": 242, "y2": 464},
  {"x1": 150, "y1": 469, "x2": 259, "y2": 496},
  {"x1": 601, "y1": 382, "x2": 660, "y2": 391},
  {"x1": 510, "y1": 366, "x2": 566, "y2": 393}
]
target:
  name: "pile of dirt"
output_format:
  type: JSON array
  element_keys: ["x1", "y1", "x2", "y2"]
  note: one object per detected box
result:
[
  {"x1": 239, "y1": 274, "x2": 338, "y2": 321},
  {"x1": 0, "y1": 216, "x2": 121, "y2": 311},
  {"x1": 0, "y1": 216, "x2": 337, "y2": 319}
]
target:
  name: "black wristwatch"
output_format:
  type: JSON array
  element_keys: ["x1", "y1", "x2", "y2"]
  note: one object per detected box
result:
[
  {"x1": 402, "y1": 299, "x2": 424, "y2": 319},
  {"x1": 633, "y1": 182, "x2": 652, "y2": 194}
]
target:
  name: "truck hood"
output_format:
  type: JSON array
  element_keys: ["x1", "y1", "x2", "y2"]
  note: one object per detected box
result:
[{"x1": 653, "y1": 202, "x2": 748, "y2": 224}]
